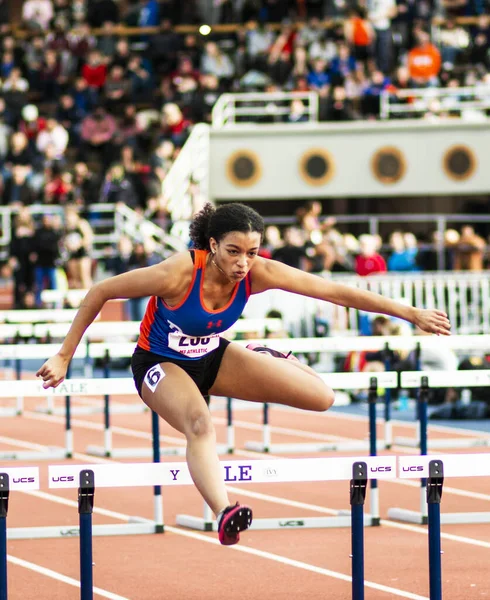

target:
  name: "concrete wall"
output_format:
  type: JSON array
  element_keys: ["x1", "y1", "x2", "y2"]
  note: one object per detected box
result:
[{"x1": 209, "y1": 119, "x2": 490, "y2": 201}]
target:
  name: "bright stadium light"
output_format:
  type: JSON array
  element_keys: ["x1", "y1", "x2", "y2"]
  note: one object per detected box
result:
[{"x1": 199, "y1": 24, "x2": 212, "y2": 36}]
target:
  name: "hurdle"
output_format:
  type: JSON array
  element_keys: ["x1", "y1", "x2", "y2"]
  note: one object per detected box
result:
[
  {"x1": 41, "y1": 288, "x2": 89, "y2": 308},
  {"x1": 389, "y1": 451, "x2": 490, "y2": 525},
  {"x1": 243, "y1": 371, "x2": 398, "y2": 454},
  {"x1": 0, "y1": 467, "x2": 41, "y2": 599},
  {"x1": 2, "y1": 463, "x2": 162, "y2": 545},
  {"x1": 82, "y1": 377, "x2": 232, "y2": 458},
  {"x1": 45, "y1": 457, "x2": 384, "y2": 600},
  {"x1": 0, "y1": 309, "x2": 80, "y2": 324},
  {"x1": 391, "y1": 453, "x2": 490, "y2": 600},
  {"x1": 176, "y1": 414, "x2": 396, "y2": 535},
  {"x1": 0, "y1": 379, "x2": 80, "y2": 461},
  {"x1": 394, "y1": 369, "x2": 490, "y2": 450}
]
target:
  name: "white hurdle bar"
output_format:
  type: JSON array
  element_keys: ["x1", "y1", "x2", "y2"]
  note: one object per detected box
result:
[
  {"x1": 389, "y1": 453, "x2": 490, "y2": 525},
  {"x1": 2, "y1": 464, "x2": 162, "y2": 541},
  {"x1": 244, "y1": 371, "x2": 398, "y2": 454},
  {"x1": 0, "y1": 309, "x2": 80, "y2": 324},
  {"x1": 0, "y1": 378, "x2": 228, "y2": 461},
  {"x1": 175, "y1": 455, "x2": 397, "y2": 532},
  {"x1": 395, "y1": 370, "x2": 490, "y2": 450}
]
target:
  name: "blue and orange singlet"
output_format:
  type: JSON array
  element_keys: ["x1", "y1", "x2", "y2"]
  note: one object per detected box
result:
[{"x1": 137, "y1": 250, "x2": 251, "y2": 360}]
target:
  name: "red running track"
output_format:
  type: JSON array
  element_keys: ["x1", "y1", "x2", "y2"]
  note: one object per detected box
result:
[{"x1": 2, "y1": 389, "x2": 490, "y2": 600}]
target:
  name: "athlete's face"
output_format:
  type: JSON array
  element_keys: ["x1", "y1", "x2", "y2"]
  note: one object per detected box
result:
[{"x1": 210, "y1": 231, "x2": 261, "y2": 281}]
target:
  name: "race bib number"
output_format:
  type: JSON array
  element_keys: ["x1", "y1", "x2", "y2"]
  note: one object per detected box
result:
[
  {"x1": 145, "y1": 364, "x2": 165, "y2": 393},
  {"x1": 168, "y1": 331, "x2": 220, "y2": 357},
  {"x1": 167, "y1": 320, "x2": 220, "y2": 357}
]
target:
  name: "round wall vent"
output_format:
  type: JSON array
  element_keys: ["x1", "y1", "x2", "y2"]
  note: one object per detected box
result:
[
  {"x1": 371, "y1": 146, "x2": 406, "y2": 184},
  {"x1": 226, "y1": 150, "x2": 262, "y2": 187},
  {"x1": 443, "y1": 145, "x2": 476, "y2": 181},
  {"x1": 299, "y1": 149, "x2": 335, "y2": 186}
]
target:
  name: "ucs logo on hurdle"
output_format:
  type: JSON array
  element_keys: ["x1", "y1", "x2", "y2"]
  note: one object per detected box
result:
[{"x1": 11, "y1": 477, "x2": 36, "y2": 484}]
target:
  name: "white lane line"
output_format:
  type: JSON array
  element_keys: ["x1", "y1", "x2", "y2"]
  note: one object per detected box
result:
[
  {"x1": 318, "y1": 407, "x2": 490, "y2": 439},
  {"x1": 0, "y1": 435, "x2": 54, "y2": 451},
  {"x1": 164, "y1": 525, "x2": 429, "y2": 600},
  {"x1": 18, "y1": 485, "x2": 428, "y2": 600},
  {"x1": 212, "y1": 415, "x2": 355, "y2": 442},
  {"x1": 6, "y1": 555, "x2": 130, "y2": 600}
]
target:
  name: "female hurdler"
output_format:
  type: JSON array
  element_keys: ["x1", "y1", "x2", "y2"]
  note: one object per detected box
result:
[{"x1": 37, "y1": 203, "x2": 451, "y2": 545}]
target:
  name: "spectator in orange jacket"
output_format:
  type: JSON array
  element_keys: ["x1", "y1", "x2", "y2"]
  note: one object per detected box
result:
[{"x1": 407, "y1": 31, "x2": 441, "y2": 86}]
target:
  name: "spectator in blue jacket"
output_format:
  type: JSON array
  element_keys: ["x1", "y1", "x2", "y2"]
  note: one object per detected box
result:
[{"x1": 139, "y1": 0, "x2": 159, "y2": 26}]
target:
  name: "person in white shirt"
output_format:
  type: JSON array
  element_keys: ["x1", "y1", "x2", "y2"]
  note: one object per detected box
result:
[
  {"x1": 22, "y1": 0, "x2": 54, "y2": 31},
  {"x1": 368, "y1": 0, "x2": 397, "y2": 74},
  {"x1": 2, "y1": 68, "x2": 29, "y2": 93},
  {"x1": 36, "y1": 118, "x2": 69, "y2": 157}
]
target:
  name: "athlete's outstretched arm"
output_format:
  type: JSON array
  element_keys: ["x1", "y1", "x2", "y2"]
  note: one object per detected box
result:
[
  {"x1": 36, "y1": 253, "x2": 192, "y2": 388},
  {"x1": 251, "y1": 258, "x2": 451, "y2": 336}
]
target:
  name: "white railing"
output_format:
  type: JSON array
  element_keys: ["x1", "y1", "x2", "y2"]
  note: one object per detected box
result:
[
  {"x1": 0, "y1": 204, "x2": 117, "y2": 261},
  {"x1": 114, "y1": 204, "x2": 186, "y2": 258},
  {"x1": 161, "y1": 123, "x2": 210, "y2": 236},
  {"x1": 0, "y1": 204, "x2": 186, "y2": 263},
  {"x1": 211, "y1": 92, "x2": 319, "y2": 127},
  {"x1": 244, "y1": 271, "x2": 490, "y2": 337},
  {"x1": 380, "y1": 86, "x2": 490, "y2": 120}
]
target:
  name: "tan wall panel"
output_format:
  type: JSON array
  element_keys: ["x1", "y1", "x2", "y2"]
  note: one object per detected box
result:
[{"x1": 209, "y1": 120, "x2": 489, "y2": 200}]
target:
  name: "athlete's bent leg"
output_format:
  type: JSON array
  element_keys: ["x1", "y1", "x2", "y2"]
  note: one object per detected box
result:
[
  {"x1": 141, "y1": 362, "x2": 229, "y2": 517},
  {"x1": 211, "y1": 342, "x2": 335, "y2": 410}
]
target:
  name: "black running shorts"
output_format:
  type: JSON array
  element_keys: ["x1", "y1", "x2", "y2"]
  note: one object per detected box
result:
[{"x1": 131, "y1": 337, "x2": 231, "y2": 400}]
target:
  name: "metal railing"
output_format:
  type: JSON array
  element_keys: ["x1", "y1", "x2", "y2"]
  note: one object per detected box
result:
[
  {"x1": 0, "y1": 204, "x2": 117, "y2": 261},
  {"x1": 114, "y1": 204, "x2": 187, "y2": 258},
  {"x1": 247, "y1": 271, "x2": 490, "y2": 338},
  {"x1": 161, "y1": 123, "x2": 210, "y2": 236},
  {"x1": 0, "y1": 204, "x2": 186, "y2": 263},
  {"x1": 211, "y1": 92, "x2": 319, "y2": 127},
  {"x1": 264, "y1": 213, "x2": 490, "y2": 272},
  {"x1": 380, "y1": 86, "x2": 490, "y2": 120}
]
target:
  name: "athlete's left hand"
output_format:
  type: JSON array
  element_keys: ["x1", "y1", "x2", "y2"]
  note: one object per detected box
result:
[{"x1": 413, "y1": 308, "x2": 451, "y2": 335}]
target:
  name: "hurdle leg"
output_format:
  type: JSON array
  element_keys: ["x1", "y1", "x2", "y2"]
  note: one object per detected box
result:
[
  {"x1": 78, "y1": 469, "x2": 95, "y2": 600},
  {"x1": 65, "y1": 394, "x2": 73, "y2": 459},
  {"x1": 367, "y1": 379, "x2": 380, "y2": 526},
  {"x1": 151, "y1": 411, "x2": 164, "y2": 533},
  {"x1": 15, "y1": 358, "x2": 23, "y2": 415},
  {"x1": 427, "y1": 460, "x2": 444, "y2": 600},
  {"x1": 382, "y1": 344, "x2": 392, "y2": 450},
  {"x1": 226, "y1": 397, "x2": 234, "y2": 454},
  {"x1": 351, "y1": 462, "x2": 367, "y2": 600},
  {"x1": 262, "y1": 403, "x2": 270, "y2": 452},
  {"x1": 0, "y1": 473, "x2": 9, "y2": 600},
  {"x1": 419, "y1": 380, "x2": 429, "y2": 524},
  {"x1": 388, "y1": 377, "x2": 430, "y2": 525}
]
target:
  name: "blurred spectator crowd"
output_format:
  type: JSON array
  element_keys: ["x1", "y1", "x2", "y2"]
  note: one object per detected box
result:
[
  {"x1": 1, "y1": 0, "x2": 490, "y2": 306},
  {"x1": 263, "y1": 200, "x2": 490, "y2": 276}
]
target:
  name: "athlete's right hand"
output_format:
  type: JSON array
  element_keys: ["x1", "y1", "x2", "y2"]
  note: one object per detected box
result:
[{"x1": 36, "y1": 354, "x2": 70, "y2": 389}]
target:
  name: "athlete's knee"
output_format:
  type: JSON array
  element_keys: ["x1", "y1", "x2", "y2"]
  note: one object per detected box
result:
[
  {"x1": 310, "y1": 381, "x2": 335, "y2": 411},
  {"x1": 186, "y1": 410, "x2": 215, "y2": 439}
]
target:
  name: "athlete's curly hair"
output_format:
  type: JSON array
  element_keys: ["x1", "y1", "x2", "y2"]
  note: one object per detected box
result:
[{"x1": 189, "y1": 203, "x2": 264, "y2": 250}]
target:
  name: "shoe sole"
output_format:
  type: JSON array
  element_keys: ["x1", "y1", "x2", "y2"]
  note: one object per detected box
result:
[{"x1": 219, "y1": 506, "x2": 253, "y2": 546}]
